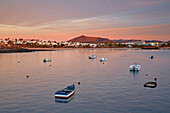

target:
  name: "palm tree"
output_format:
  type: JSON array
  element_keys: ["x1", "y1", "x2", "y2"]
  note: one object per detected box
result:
[
  {"x1": 19, "y1": 38, "x2": 23, "y2": 42},
  {"x1": 15, "y1": 39, "x2": 18, "y2": 42}
]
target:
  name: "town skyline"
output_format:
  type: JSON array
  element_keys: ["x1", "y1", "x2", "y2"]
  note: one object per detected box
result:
[
  {"x1": 0, "y1": 0, "x2": 170, "y2": 41},
  {"x1": 1, "y1": 34, "x2": 169, "y2": 42}
]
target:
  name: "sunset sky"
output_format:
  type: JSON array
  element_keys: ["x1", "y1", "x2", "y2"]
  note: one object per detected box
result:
[{"x1": 0, "y1": 0, "x2": 170, "y2": 41}]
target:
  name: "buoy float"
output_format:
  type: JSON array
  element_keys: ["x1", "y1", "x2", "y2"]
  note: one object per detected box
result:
[
  {"x1": 102, "y1": 62, "x2": 104, "y2": 64},
  {"x1": 26, "y1": 74, "x2": 29, "y2": 78}
]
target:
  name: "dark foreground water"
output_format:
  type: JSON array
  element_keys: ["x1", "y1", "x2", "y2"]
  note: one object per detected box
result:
[{"x1": 0, "y1": 49, "x2": 170, "y2": 113}]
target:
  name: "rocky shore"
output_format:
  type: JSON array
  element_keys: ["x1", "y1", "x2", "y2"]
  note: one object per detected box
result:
[
  {"x1": 0, "y1": 48, "x2": 56, "y2": 53},
  {"x1": 0, "y1": 47, "x2": 170, "y2": 53}
]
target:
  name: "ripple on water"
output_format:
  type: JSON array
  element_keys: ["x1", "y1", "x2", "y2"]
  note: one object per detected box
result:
[{"x1": 0, "y1": 49, "x2": 170, "y2": 113}]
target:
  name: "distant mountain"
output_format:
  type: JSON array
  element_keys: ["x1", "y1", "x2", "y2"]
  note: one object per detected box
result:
[
  {"x1": 68, "y1": 35, "x2": 111, "y2": 43},
  {"x1": 67, "y1": 35, "x2": 164, "y2": 43},
  {"x1": 111, "y1": 39, "x2": 142, "y2": 43},
  {"x1": 144, "y1": 40, "x2": 163, "y2": 43}
]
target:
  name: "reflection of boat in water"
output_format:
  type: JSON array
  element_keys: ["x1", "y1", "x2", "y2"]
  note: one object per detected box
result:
[
  {"x1": 55, "y1": 94, "x2": 75, "y2": 103},
  {"x1": 89, "y1": 55, "x2": 97, "y2": 59},
  {"x1": 144, "y1": 82, "x2": 157, "y2": 88},
  {"x1": 129, "y1": 71, "x2": 140, "y2": 76},
  {"x1": 129, "y1": 63, "x2": 141, "y2": 71},
  {"x1": 55, "y1": 84, "x2": 75, "y2": 99},
  {"x1": 99, "y1": 57, "x2": 107, "y2": 62},
  {"x1": 43, "y1": 58, "x2": 51, "y2": 62}
]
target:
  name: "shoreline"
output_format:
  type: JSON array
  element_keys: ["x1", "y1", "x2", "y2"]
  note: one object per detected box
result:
[{"x1": 0, "y1": 47, "x2": 170, "y2": 53}]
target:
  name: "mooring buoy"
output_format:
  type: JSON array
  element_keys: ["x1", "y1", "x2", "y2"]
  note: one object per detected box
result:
[
  {"x1": 26, "y1": 74, "x2": 30, "y2": 78},
  {"x1": 154, "y1": 78, "x2": 157, "y2": 81}
]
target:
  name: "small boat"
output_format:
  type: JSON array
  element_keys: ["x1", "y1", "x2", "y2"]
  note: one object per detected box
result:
[
  {"x1": 129, "y1": 63, "x2": 141, "y2": 71},
  {"x1": 143, "y1": 82, "x2": 157, "y2": 88},
  {"x1": 99, "y1": 57, "x2": 107, "y2": 61},
  {"x1": 89, "y1": 55, "x2": 97, "y2": 59},
  {"x1": 149, "y1": 56, "x2": 155, "y2": 59},
  {"x1": 55, "y1": 84, "x2": 75, "y2": 99},
  {"x1": 43, "y1": 58, "x2": 51, "y2": 62}
]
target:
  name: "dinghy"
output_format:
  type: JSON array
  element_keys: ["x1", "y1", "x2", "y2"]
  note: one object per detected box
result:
[
  {"x1": 43, "y1": 58, "x2": 51, "y2": 62},
  {"x1": 129, "y1": 63, "x2": 141, "y2": 71},
  {"x1": 99, "y1": 57, "x2": 107, "y2": 61},
  {"x1": 89, "y1": 55, "x2": 97, "y2": 59},
  {"x1": 144, "y1": 82, "x2": 157, "y2": 88},
  {"x1": 55, "y1": 84, "x2": 75, "y2": 99},
  {"x1": 149, "y1": 56, "x2": 155, "y2": 59}
]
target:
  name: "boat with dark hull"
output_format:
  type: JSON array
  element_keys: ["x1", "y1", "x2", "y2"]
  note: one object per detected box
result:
[
  {"x1": 149, "y1": 56, "x2": 155, "y2": 59},
  {"x1": 143, "y1": 82, "x2": 157, "y2": 88},
  {"x1": 43, "y1": 58, "x2": 51, "y2": 62},
  {"x1": 89, "y1": 55, "x2": 97, "y2": 59},
  {"x1": 55, "y1": 84, "x2": 75, "y2": 99}
]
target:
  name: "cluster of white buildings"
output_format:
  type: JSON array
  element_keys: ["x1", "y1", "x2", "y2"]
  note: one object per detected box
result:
[
  {"x1": 121, "y1": 40, "x2": 164, "y2": 47},
  {"x1": 0, "y1": 38, "x2": 167, "y2": 48},
  {"x1": 0, "y1": 38, "x2": 100, "y2": 47}
]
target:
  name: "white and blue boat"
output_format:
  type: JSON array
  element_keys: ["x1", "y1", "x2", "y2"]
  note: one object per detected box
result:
[
  {"x1": 99, "y1": 57, "x2": 107, "y2": 61},
  {"x1": 55, "y1": 84, "x2": 75, "y2": 99},
  {"x1": 43, "y1": 58, "x2": 51, "y2": 62},
  {"x1": 89, "y1": 55, "x2": 97, "y2": 59},
  {"x1": 129, "y1": 63, "x2": 141, "y2": 71}
]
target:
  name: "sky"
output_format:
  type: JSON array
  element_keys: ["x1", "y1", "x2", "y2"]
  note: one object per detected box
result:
[{"x1": 0, "y1": 0, "x2": 170, "y2": 41}]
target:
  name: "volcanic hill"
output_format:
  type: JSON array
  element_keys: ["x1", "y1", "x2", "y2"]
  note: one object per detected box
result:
[{"x1": 68, "y1": 35, "x2": 111, "y2": 43}]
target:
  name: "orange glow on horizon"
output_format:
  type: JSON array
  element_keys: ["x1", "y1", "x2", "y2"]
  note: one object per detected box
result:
[{"x1": 0, "y1": 24, "x2": 169, "y2": 41}]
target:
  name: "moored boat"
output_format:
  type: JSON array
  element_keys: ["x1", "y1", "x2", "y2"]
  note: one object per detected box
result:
[
  {"x1": 89, "y1": 55, "x2": 97, "y2": 59},
  {"x1": 43, "y1": 58, "x2": 51, "y2": 62},
  {"x1": 99, "y1": 57, "x2": 107, "y2": 61},
  {"x1": 143, "y1": 82, "x2": 157, "y2": 88},
  {"x1": 55, "y1": 84, "x2": 75, "y2": 99},
  {"x1": 129, "y1": 63, "x2": 141, "y2": 71},
  {"x1": 149, "y1": 56, "x2": 155, "y2": 59}
]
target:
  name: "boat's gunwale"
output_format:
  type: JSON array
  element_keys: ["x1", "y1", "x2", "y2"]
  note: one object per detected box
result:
[
  {"x1": 55, "y1": 91, "x2": 75, "y2": 99},
  {"x1": 55, "y1": 85, "x2": 75, "y2": 99}
]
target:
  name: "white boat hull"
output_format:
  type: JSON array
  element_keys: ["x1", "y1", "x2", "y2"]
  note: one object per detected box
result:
[
  {"x1": 99, "y1": 57, "x2": 107, "y2": 61},
  {"x1": 129, "y1": 64, "x2": 141, "y2": 71},
  {"x1": 55, "y1": 91, "x2": 75, "y2": 99}
]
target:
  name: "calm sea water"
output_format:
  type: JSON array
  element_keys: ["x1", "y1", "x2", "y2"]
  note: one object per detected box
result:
[{"x1": 0, "y1": 48, "x2": 170, "y2": 113}]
